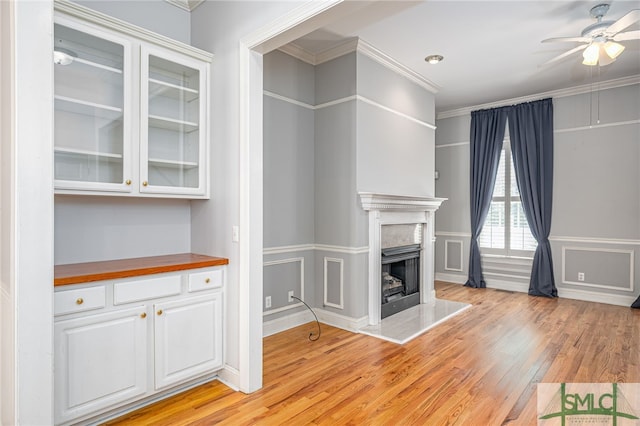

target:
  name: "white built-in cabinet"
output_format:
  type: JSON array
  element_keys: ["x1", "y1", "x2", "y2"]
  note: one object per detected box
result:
[
  {"x1": 54, "y1": 266, "x2": 225, "y2": 425},
  {"x1": 53, "y1": 2, "x2": 212, "y2": 198}
]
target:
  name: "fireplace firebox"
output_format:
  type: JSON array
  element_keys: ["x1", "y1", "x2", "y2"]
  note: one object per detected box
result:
[{"x1": 381, "y1": 244, "x2": 420, "y2": 319}]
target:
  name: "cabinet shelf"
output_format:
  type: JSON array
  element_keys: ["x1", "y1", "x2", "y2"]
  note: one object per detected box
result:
[
  {"x1": 73, "y1": 56, "x2": 123, "y2": 75},
  {"x1": 148, "y1": 158, "x2": 198, "y2": 169},
  {"x1": 149, "y1": 78, "x2": 199, "y2": 102},
  {"x1": 55, "y1": 147, "x2": 123, "y2": 162},
  {"x1": 55, "y1": 95, "x2": 123, "y2": 120},
  {"x1": 148, "y1": 115, "x2": 198, "y2": 133}
]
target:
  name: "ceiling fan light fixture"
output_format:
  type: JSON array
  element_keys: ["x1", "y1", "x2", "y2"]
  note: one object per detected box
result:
[
  {"x1": 582, "y1": 43, "x2": 600, "y2": 66},
  {"x1": 425, "y1": 54, "x2": 443, "y2": 64},
  {"x1": 603, "y1": 40, "x2": 625, "y2": 59}
]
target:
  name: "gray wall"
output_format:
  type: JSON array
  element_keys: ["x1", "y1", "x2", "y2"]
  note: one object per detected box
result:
[
  {"x1": 263, "y1": 46, "x2": 437, "y2": 321},
  {"x1": 434, "y1": 83, "x2": 640, "y2": 304}
]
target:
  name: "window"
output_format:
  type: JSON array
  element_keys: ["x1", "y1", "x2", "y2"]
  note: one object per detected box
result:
[{"x1": 479, "y1": 139, "x2": 537, "y2": 257}]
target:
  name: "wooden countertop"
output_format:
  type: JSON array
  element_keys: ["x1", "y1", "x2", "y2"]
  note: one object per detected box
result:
[{"x1": 54, "y1": 253, "x2": 229, "y2": 286}]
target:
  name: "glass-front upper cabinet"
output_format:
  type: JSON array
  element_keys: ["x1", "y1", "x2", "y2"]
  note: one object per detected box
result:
[
  {"x1": 53, "y1": 20, "x2": 132, "y2": 193},
  {"x1": 140, "y1": 45, "x2": 207, "y2": 197}
]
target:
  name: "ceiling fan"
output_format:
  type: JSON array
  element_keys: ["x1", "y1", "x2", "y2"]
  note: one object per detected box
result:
[{"x1": 542, "y1": 3, "x2": 640, "y2": 66}]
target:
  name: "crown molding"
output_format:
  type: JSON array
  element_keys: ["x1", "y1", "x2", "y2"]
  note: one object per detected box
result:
[
  {"x1": 54, "y1": 0, "x2": 213, "y2": 62},
  {"x1": 437, "y1": 75, "x2": 640, "y2": 120},
  {"x1": 278, "y1": 38, "x2": 439, "y2": 94},
  {"x1": 165, "y1": 0, "x2": 205, "y2": 12}
]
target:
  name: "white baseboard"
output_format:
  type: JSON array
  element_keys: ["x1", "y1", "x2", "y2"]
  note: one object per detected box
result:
[
  {"x1": 315, "y1": 308, "x2": 368, "y2": 332},
  {"x1": 557, "y1": 287, "x2": 637, "y2": 307},
  {"x1": 437, "y1": 272, "x2": 636, "y2": 307},
  {"x1": 263, "y1": 310, "x2": 314, "y2": 337},
  {"x1": 436, "y1": 272, "x2": 466, "y2": 284},
  {"x1": 217, "y1": 365, "x2": 240, "y2": 391}
]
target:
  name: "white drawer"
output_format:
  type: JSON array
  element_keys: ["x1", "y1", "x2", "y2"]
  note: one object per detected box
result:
[
  {"x1": 114, "y1": 275, "x2": 182, "y2": 305},
  {"x1": 54, "y1": 286, "x2": 106, "y2": 316},
  {"x1": 188, "y1": 268, "x2": 223, "y2": 292}
]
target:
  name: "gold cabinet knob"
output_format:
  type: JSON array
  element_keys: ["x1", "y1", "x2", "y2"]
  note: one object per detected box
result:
[
  {"x1": 157, "y1": 309, "x2": 163, "y2": 316},
  {"x1": 205, "y1": 278, "x2": 211, "y2": 284},
  {"x1": 140, "y1": 312, "x2": 147, "y2": 319},
  {"x1": 76, "y1": 298, "x2": 84, "y2": 305},
  {"x1": 125, "y1": 179, "x2": 132, "y2": 185},
  {"x1": 142, "y1": 181, "x2": 148, "y2": 187}
]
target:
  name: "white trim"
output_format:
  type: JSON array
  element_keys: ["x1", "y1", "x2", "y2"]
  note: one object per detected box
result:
[
  {"x1": 444, "y1": 240, "x2": 464, "y2": 272},
  {"x1": 263, "y1": 244, "x2": 315, "y2": 256},
  {"x1": 484, "y1": 271, "x2": 530, "y2": 281},
  {"x1": 357, "y1": 95, "x2": 436, "y2": 130},
  {"x1": 263, "y1": 90, "x2": 314, "y2": 110},
  {"x1": 436, "y1": 274, "x2": 639, "y2": 308},
  {"x1": 315, "y1": 309, "x2": 369, "y2": 332},
  {"x1": 55, "y1": 0, "x2": 213, "y2": 62},
  {"x1": 436, "y1": 231, "x2": 472, "y2": 238},
  {"x1": 360, "y1": 193, "x2": 446, "y2": 212},
  {"x1": 278, "y1": 38, "x2": 439, "y2": 94},
  {"x1": 263, "y1": 243, "x2": 368, "y2": 256},
  {"x1": 356, "y1": 39, "x2": 439, "y2": 94},
  {"x1": 435, "y1": 141, "x2": 470, "y2": 149},
  {"x1": 437, "y1": 76, "x2": 640, "y2": 119},
  {"x1": 315, "y1": 244, "x2": 369, "y2": 255},
  {"x1": 435, "y1": 272, "x2": 466, "y2": 284},
  {"x1": 217, "y1": 366, "x2": 240, "y2": 392},
  {"x1": 263, "y1": 257, "x2": 305, "y2": 314},
  {"x1": 550, "y1": 236, "x2": 640, "y2": 246},
  {"x1": 314, "y1": 94, "x2": 357, "y2": 110},
  {"x1": 323, "y1": 257, "x2": 344, "y2": 309},
  {"x1": 554, "y1": 119, "x2": 640, "y2": 134},
  {"x1": 164, "y1": 0, "x2": 205, "y2": 12},
  {"x1": 263, "y1": 310, "x2": 314, "y2": 337},
  {"x1": 315, "y1": 38, "x2": 359, "y2": 65},
  {"x1": 481, "y1": 255, "x2": 533, "y2": 266},
  {"x1": 562, "y1": 246, "x2": 634, "y2": 292}
]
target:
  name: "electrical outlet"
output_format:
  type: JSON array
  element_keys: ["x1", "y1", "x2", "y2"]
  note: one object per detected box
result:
[
  {"x1": 578, "y1": 272, "x2": 585, "y2": 282},
  {"x1": 265, "y1": 296, "x2": 271, "y2": 308},
  {"x1": 288, "y1": 291, "x2": 294, "y2": 303}
]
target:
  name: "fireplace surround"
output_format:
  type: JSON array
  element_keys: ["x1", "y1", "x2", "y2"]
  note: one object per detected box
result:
[{"x1": 360, "y1": 193, "x2": 445, "y2": 325}]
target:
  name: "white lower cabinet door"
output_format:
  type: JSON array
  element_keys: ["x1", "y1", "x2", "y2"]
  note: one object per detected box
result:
[
  {"x1": 54, "y1": 306, "x2": 148, "y2": 425},
  {"x1": 154, "y1": 292, "x2": 223, "y2": 389}
]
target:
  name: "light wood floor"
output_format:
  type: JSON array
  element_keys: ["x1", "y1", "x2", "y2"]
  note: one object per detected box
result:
[{"x1": 107, "y1": 282, "x2": 640, "y2": 425}]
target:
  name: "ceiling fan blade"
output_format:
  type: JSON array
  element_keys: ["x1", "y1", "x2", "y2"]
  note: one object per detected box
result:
[
  {"x1": 613, "y1": 30, "x2": 640, "y2": 41},
  {"x1": 541, "y1": 36, "x2": 591, "y2": 43},
  {"x1": 605, "y1": 9, "x2": 640, "y2": 35},
  {"x1": 541, "y1": 44, "x2": 588, "y2": 67}
]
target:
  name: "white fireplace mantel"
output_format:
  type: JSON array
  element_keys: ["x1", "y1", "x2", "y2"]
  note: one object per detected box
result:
[{"x1": 359, "y1": 193, "x2": 446, "y2": 325}]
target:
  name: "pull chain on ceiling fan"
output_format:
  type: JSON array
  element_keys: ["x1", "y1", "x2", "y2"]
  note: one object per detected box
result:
[{"x1": 542, "y1": 4, "x2": 640, "y2": 66}]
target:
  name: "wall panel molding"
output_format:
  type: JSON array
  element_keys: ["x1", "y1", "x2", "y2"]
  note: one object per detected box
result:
[
  {"x1": 436, "y1": 231, "x2": 472, "y2": 238},
  {"x1": 554, "y1": 119, "x2": 640, "y2": 134},
  {"x1": 561, "y1": 246, "x2": 634, "y2": 291},
  {"x1": 323, "y1": 257, "x2": 344, "y2": 309},
  {"x1": 263, "y1": 257, "x2": 305, "y2": 315},
  {"x1": 550, "y1": 236, "x2": 640, "y2": 246},
  {"x1": 264, "y1": 244, "x2": 368, "y2": 256},
  {"x1": 444, "y1": 240, "x2": 463, "y2": 272}
]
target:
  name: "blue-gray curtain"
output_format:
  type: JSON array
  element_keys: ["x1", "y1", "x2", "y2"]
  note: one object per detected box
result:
[
  {"x1": 465, "y1": 107, "x2": 508, "y2": 288},
  {"x1": 508, "y1": 98, "x2": 557, "y2": 297}
]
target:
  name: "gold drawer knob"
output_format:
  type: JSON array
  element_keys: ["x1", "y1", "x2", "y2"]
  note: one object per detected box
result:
[
  {"x1": 205, "y1": 278, "x2": 211, "y2": 284},
  {"x1": 76, "y1": 298, "x2": 84, "y2": 305},
  {"x1": 125, "y1": 179, "x2": 132, "y2": 185},
  {"x1": 142, "y1": 181, "x2": 148, "y2": 187},
  {"x1": 140, "y1": 312, "x2": 147, "y2": 319},
  {"x1": 157, "y1": 309, "x2": 163, "y2": 316}
]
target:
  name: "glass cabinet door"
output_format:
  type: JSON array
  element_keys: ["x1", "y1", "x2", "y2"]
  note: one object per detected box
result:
[
  {"x1": 53, "y1": 20, "x2": 131, "y2": 192},
  {"x1": 140, "y1": 45, "x2": 207, "y2": 196}
]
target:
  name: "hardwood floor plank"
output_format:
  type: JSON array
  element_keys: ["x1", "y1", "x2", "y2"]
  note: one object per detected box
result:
[{"x1": 106, "y1": 282, "x2": 640, "y2": 425}]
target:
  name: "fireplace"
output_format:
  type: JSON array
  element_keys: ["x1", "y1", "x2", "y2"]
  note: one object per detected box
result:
[
  {"x1": 360, "y1": 192, "x2": 445, "y2": 325},
  {"x1": 381, "y1": 244, "x2": 420, "y2": 318}
]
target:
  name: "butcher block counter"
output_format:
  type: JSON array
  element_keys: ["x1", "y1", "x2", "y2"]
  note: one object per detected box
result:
[{"x1": 54, "y1": 253, "x2": 229, "y2": 286}]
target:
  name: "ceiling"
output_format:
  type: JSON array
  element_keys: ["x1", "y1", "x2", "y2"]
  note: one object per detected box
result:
[{"x1": 289, "y1": 0, "x2": 640, "y2": 114}]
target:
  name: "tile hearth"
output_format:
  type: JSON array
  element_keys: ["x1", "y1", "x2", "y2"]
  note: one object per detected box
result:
[{"x1": 358, "y1": 298, "x2": 471, "y2": 344}]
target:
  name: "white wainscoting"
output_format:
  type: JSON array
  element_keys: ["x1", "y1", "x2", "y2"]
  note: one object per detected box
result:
[
  {"x1": 561, "y1": 246, "x2": 635, "y2": 292},
  {"x1": 323, "y1": 257, "x2": 344, "y2": 309},
  {"x1": 444, "y1": 240, "x2": 463, "y2": 272},
  {"x1": 262, "y1": 257, "x2": 304, "y2": 316}
]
